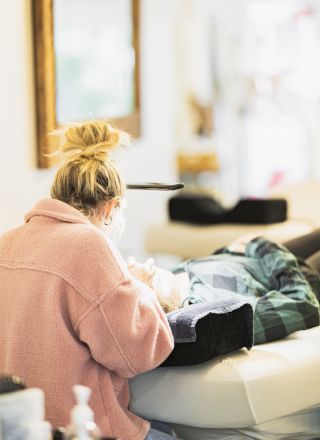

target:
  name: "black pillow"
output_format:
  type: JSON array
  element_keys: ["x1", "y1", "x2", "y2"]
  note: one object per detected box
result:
[
  {"x1": 169, "y1": 193, "x2": 287, "y2": 225},
  {"x1": 161, "y1": 300, "x2": 253, "y2": 367}
]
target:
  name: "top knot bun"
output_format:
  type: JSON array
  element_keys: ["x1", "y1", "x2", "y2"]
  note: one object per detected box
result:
[{"x1": 56, "y1": 120, "x2": 130, "y2": 163}]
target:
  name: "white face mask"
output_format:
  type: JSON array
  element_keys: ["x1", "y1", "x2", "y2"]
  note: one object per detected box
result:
[{"x1": 102, "y1": 199, "x2": 127, "y2": 245}]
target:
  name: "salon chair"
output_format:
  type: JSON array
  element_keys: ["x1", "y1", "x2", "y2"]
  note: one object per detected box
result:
[{"x1": 130, "y1": 325, "x2": 320, "y2": 440}]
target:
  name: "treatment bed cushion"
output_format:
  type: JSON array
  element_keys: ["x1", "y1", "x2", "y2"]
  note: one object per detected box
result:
[
  {"x1": 169, "y1": 405, "x2": 320, "y2": 440},
  {"x1": 129, "y1": 326, "x2": 320, "y2": 429}
]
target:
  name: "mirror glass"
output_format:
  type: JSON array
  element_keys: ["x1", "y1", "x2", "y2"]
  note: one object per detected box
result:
[{"x1": 53, "y1": 0, "x2": 136, "y2": 123}]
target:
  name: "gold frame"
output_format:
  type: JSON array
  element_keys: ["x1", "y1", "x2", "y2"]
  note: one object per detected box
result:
[{"x1": 32, "y1": 0, "x2": 140, "y2": 169}]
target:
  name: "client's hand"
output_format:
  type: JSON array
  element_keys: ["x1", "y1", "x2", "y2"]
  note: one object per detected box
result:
[
  {"x1": 127, "y1": 257, "x2": 156, "y2": 286},
  {"x1": 228, "y1": 233, "x2": 260, "y2": 254},
  {"x1": 151, "y1": 267, "x2": 181, "y2": 313},
  {"x1": 127, "y1": 257, "x2": 180, "y2": 313}
]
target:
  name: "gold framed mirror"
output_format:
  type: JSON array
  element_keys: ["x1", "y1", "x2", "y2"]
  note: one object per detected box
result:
[{"x1": 32, "y1": 0, "x2": 140, "y2": 168}]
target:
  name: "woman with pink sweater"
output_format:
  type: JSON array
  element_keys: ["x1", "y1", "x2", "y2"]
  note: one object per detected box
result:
[{"x1": 0, "y1": 121, "x2": 177, "y2": 439}]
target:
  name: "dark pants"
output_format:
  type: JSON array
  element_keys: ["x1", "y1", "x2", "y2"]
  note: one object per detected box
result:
[{"x1": 284, "y1": 229, "x2": 320, "y2": 273}]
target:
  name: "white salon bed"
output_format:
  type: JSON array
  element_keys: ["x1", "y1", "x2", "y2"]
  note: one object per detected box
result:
[{"x1": 130, "y1": 326, "x2": 320, "y2": 439}]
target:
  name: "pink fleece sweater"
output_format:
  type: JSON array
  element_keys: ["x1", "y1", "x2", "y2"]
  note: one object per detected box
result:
[{"x1": 0, "y1": 199, "x2": 174, "y2": 439}]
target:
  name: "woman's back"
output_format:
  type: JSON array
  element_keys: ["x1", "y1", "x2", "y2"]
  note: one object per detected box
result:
[{"x1": 0, "y1": 198, "x2": 173, "y2": 439}]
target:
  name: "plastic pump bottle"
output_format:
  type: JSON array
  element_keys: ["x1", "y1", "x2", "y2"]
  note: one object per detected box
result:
[{"x1": 65, "y1": 385, "x2": 101, "y2": 440}]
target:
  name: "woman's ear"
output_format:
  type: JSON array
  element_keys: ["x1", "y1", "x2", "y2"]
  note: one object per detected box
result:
[{"x1": 103, "y1": 198, "x2": 120, "y2": 222}]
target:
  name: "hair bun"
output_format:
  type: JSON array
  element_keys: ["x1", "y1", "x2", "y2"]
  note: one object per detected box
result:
[{"x1": 56, "y1": 120, "x2": 130, "y2": 163}]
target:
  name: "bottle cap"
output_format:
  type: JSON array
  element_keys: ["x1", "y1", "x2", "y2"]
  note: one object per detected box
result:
[
  {"x1": 73, "y1": 385, "x2": 91, "y2": 405},
  {"x1": 72, "y1": 385, "x2": 94, "y2": 425}
]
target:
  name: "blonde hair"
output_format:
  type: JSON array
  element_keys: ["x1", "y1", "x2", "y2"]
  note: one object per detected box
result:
[{"x1": 50, "y1": 120, "x2": 129, "y2": 217}]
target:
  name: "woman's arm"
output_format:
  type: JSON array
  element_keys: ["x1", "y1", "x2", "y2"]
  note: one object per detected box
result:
[
  {"x1": 76, "y1": 276, "x2": 174, "y2": 378},
  {"x1": 72, "y1": 231, "x2": 174, "y2": 378}
]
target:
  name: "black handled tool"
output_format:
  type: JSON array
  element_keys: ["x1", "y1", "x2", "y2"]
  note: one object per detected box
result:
[{"x1": 127, "y1": 182, "x2": 184, "y2": 191}]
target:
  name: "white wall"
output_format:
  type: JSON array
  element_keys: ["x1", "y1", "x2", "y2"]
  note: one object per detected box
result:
[
  {"x1": 0, "y1": 0, "x2": 55, "y2": 232},
  {"x1": 118, "y1": 0, "x2": 178, "y2": 257},
  {"x1": 0, "y1": 0, "x2": 179, "y2": 257}
]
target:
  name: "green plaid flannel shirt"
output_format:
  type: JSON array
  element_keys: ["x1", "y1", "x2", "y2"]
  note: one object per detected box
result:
[{"x1": 176, "y1": 237, "x2": 320, "y2": 345}]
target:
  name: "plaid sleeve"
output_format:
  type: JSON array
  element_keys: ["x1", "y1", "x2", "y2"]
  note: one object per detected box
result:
[{"x1": 246, "y1": 238, "x2": 320, "y2": 344}]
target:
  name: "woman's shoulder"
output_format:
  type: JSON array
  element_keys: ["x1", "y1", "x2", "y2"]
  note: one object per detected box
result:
[
  {"x1": 65, "y1": 224, "x2": 128, "y2": 277},
  {"x1": 46, "y1": 223, "x2": 128, "y2": 295},
  {"x1": 59, "y1": 222, "x2": 116, "y2": 259}
]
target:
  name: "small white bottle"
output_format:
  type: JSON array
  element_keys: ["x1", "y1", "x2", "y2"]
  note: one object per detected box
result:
[{"x1": 65, "y1": 385, "x2": 101, "y2": 440}]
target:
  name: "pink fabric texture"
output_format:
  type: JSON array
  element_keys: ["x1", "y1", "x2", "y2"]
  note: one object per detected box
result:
[{"x1": 0, "y1": 199, "x2": 174, "y2": 439}]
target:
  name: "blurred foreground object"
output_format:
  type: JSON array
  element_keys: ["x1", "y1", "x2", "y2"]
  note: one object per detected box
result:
[{"x1": 0, "y1": 374, "x2": 51, "y2": 439}]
